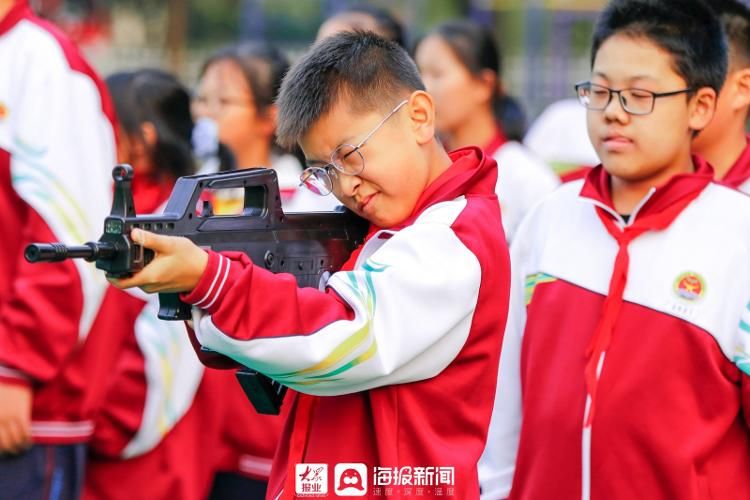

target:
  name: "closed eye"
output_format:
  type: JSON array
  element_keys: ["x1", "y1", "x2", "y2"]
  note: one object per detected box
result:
[{"x1": 304, "y1": 160, "x2": 328, "y2": 169}]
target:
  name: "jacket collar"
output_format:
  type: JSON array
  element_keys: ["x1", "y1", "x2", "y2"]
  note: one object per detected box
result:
[
  {"x1": 349, "y1": 146, "x2": 497, "y2": 268},
  {"x1": 396, "y1": 146, "x2": 497, "y2": 230},
  {"x1": 579, "y1": 155, "x2": 714, "y2": 225}
]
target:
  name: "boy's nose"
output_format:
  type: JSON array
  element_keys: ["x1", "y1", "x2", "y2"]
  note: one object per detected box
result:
[
  {"x1": 603, "y1": 94, "x2": 629, "y2": 123},
  {"x1": 336, "y1": 173, "x2": 361, "y2": 199}
]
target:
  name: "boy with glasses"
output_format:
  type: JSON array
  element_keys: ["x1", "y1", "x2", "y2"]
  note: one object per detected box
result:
[
  {"x1": 109, "y1": 32, "x2": 510, "y2": 498},
  {"x1": 480, "y1": 1, "x2": 750, "y2": 499}
]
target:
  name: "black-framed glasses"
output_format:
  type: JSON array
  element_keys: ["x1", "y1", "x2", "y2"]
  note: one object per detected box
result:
[
  {"x1": 300, "y1": 99, "x2": 409, "y2": 196},
  {"x1": 574, "y1": 81, "x2": 693, "y2": 116}
]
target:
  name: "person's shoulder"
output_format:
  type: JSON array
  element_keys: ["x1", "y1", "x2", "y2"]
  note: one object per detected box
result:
[
  {"x1": 494, "y1": 141, "x2": 560, "y2": 187},
  {"x1": 534, "y1": 177, "x2": 583, "y2": 209},
  {"x1": 413, "y1": 196, "x2": 473, "y2": 227},
  {"x1": 6, "y1": 14, "x2": 96, "y2": 81},
  {"x1": 494, "y1": 141, "x2": 550, "y2": 172},
  {"x1": 511, "y1": 179, "x2": 584, "y2": 238},
  {"x1": 696, "y1": 181, "x2": 750, "y2": 224}
]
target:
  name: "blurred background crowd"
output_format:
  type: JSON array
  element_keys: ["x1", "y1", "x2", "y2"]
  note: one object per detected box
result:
[{"x1": 36, "y1": 0, "x2": 603, "y2": 120}]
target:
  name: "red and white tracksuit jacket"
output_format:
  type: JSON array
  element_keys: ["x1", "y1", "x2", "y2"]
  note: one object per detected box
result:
[
  {"x1": 182, "y1": 147, "x2": 510, "y2": 499},
  {"x1": 480, "y1": 157, "x2": 750, "y2": 500},
  {"x1": 0, "y1": 0, "x2": 116, "y2": 443},
  {"x1": 211, "y1": 376, "x2": 284, "y2": 481}
]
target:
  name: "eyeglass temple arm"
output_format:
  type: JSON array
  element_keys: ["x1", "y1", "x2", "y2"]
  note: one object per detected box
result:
[{"x1": 354, "y1": 99, "x2": 409, "y2": 149}]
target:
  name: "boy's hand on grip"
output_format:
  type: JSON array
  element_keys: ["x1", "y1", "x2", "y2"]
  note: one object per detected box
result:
[
  {"x1": 107, "y1": 228, "x2": 208, "y2": 294},
  {"x1": 0, "y1": 382, "x2": 32, "y2": 454}
]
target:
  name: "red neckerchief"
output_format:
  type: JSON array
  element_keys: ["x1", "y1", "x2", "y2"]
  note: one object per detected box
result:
[
  {"x1": 578, "y1": 156, "x2": 713, "y2": 427},
  {"x1": 719, "y1": 135, "x2": 750, "y2": 189},
  {"x1": 483, "y1": 128, "x2": 508, "y2": 158},
  {"x1": 280, "y1": 147, "x2": 494, "y2": 498}
]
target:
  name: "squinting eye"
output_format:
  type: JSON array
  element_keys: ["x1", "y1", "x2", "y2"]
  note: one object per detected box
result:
[{"x1": 628, "y1": 91, "x2": 652, "y2": 100}]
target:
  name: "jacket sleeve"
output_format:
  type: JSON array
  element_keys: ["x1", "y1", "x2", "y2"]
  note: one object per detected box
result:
[
  {"x1": 183, "y1": 222, "x2": 483, "y2": 396},
  {"x1": 0, "y1": 198, "x2": 83, "y2": 386},
  {"x1": 478, "y1": 213, "x2": 531, "y2": 499}
]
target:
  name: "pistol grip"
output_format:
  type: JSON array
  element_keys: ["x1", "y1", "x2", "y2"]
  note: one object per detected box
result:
[
  {"x1": 157, "y1": 293, "x2": 192, "y2": 320},
  {"x1": 235, "y1": 368, "x2": 287, "y2": 415}
]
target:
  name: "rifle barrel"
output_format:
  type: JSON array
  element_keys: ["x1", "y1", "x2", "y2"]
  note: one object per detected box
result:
[{"x1": 24, "y1": 242, "x2": 116, "y2": 263}]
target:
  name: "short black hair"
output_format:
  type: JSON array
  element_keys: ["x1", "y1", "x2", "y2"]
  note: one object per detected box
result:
[
  {"x1": 591, "y1": 0, "x2": 728, "y2": 95},
  {"x1": 335, "y1": 4, "x2": 405, "y2": 47},
  {"x1": 107, "y1": 69, "x2": 195, "y2": 179},
  {"x1": 276, "y1": 31, "x2": 424, "y2": 150},
  {"x1": 710, "y1": 0, "x2": 750, "y2": 69},
  {"x1": 421, "y1": 19, "x2": 527, "y2": 141}
]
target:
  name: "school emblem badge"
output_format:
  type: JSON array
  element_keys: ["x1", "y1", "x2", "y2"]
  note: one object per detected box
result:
[{"x1": 674, "y1": 272, "x2": 705, "y2": 301}]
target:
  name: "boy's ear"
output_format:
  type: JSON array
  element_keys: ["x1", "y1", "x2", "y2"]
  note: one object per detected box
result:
[
  {"x1": 688, "y1": 87, "x2": 717, "y2": 132},
  {"x1": 406, "y1": 90, "x2": 436, "y2": 145},
  {"x1": 729, "y1": 68, "x2": 750, "y2": 111}
]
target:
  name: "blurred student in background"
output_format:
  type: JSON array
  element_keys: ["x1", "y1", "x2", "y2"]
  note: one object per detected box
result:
[
  {"x1": 415, "y1": 19, "x2": 559, "y2": 241},
  {"x1": 524, "y1": 98, "x2": 600, "y2": 182},
  {"x1": 316, "y1": 3, "x2": 405, "y2": 47},
  {"x1": 693, "y1": 0, "x2": 750, "y2": 192},
  {"x1": 193, "y1": 41, "x2": 338, "y2": 213},
  {"x1": 0, "y1": 1, "x2": 116, "y2": 498},
  {"x1": 84, "y1": 69, "x2": 223, "y2": 500}
]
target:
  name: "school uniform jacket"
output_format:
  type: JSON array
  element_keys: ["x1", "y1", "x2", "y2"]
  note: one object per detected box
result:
[
  {"x1": 183, "y1": 147, "x2": 511, "y2": 499},
  {"x1": 480, "y1": 157, "x2": 750, "y2": 500},
  {"x1": 0, "y1": 0, "x2": 116, "y2": 443},
  {"x1": 486, "y1": 133, "x2": 559, "y2": 243}
]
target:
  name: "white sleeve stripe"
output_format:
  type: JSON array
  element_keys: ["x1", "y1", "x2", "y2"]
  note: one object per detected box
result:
[
  {"x1": 193, "y1": 255, "x2": 225, "y2": 307},
  {"x1": 203, "y1": 256, "x2": 230, "y2": 310}
]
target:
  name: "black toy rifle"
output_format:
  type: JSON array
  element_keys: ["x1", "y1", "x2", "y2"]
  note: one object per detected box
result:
[{"x1": 25, "y1": 164, "x2": 369, "y2": 414}]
